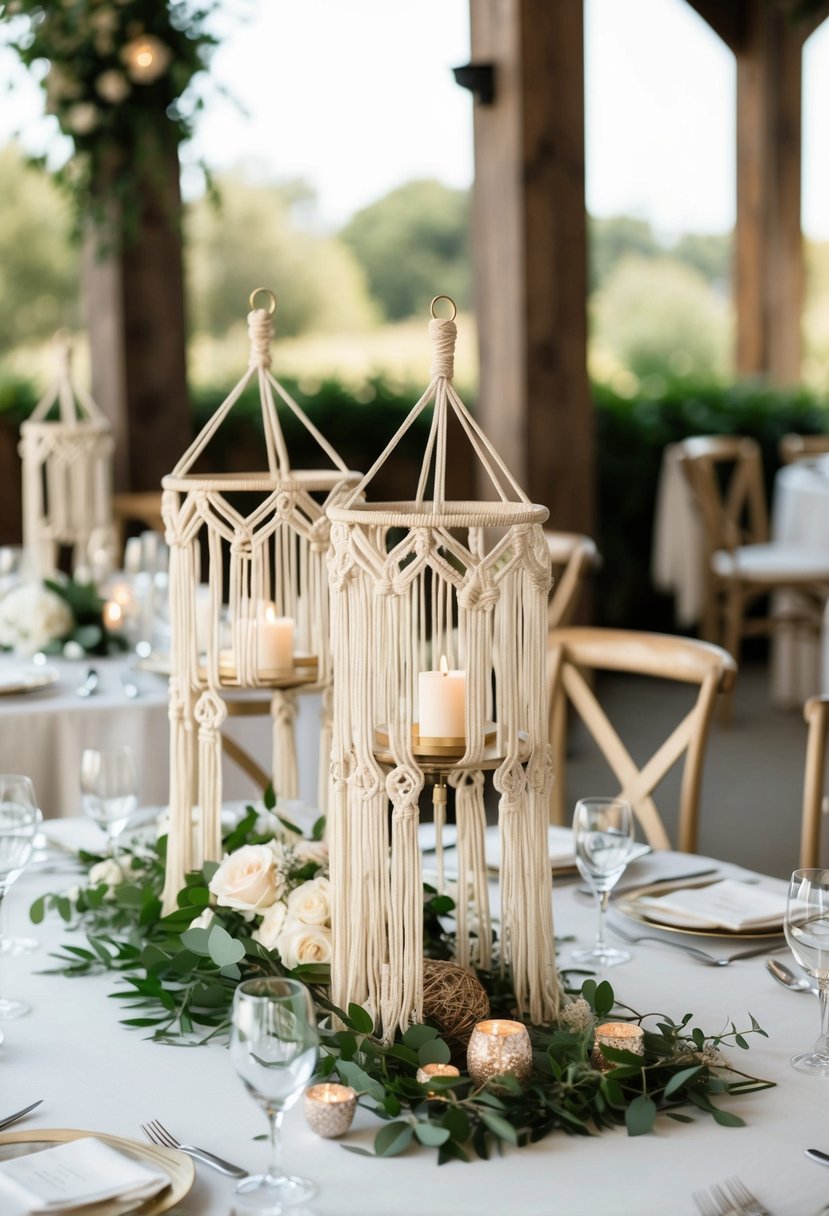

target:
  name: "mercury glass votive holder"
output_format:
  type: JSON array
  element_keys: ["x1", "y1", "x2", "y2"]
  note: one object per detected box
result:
[
  {"x1": 467, "y1": 1019, "x2": 532, "y2": 1087},
  {"x1": 304, "y1": 1083, "x2": 357, "y2": 1138},
  {"x1": 591, "y1": 1022, "x2": 645, "y2": 1073},
  {"x1": 415, "y1": 1062, "x2": 461, "y2": 1096}
]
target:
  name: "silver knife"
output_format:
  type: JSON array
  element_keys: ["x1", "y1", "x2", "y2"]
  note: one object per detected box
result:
[
  {"x1": 577, "y1": 867, "x2": 719, "y2": 898},
  {"x1": 0, "y1": 1099, "x2": 44, "y2": 1131}
]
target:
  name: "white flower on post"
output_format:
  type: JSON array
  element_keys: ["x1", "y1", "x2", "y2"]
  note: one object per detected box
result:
[
  {"x1": 208, "y1": 844, "x2": 280, "y2": 912},
  {"x1": 95, "y1": 70, "x2": 131, "y2": 105},
  {"x1": 251, "y1": 901, "x2": 287, "y2": 951},
  {"x1": 275, "y1": 920, "x2": 331, "y2": 970},
  {"x1": 286, "y1": 876, "x2": 330, "y2": 926}
]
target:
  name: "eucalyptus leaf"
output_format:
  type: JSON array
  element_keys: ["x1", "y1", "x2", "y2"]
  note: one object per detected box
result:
[
  {"x1": 374, "y1": 1121, "x2": 414, "y2": 1158},
  {"x1": 207, "y1": 925, "x2": 246, "y2": 967},
  {"x1": 414, "y1": 1122, "x2": 451, "y2": 1147},
  {"x1": 625, "y1": 1095, "x2": 657, "y2": 1137}
]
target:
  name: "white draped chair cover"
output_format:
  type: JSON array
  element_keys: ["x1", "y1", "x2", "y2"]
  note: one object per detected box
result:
[
  {"x1": 160, "y1": 293, "x2": 359, "y2": 912},
  {"x1": 19, "y1": 333, "x2": 114, "y2": 578},
  {"x1": 326, "y1": 303, "x2": 560, "y2": 1040}
]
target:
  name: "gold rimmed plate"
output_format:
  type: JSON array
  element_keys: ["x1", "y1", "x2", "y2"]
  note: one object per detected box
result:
[
  {"x1": 617, "y1": 876, "x2": 785, "y2": 939},
  {"x1": 0, "y1": 1128, "x2": 195, "y2": 1215},
  {"x1": 0, "y1": 666, "x2": 59, "y2": 696}
]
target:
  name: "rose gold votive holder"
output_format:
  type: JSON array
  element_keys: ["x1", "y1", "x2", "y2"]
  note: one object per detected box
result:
[
  {"x1": 304, "y1": 1083, "x2": 357, "y2": 1138},
  {"x1": 415, "y1": 1062, "x2": 461, "y2": 1096},
  {"x1": 467, "y1": 1019, "x2": 532, "y2": 1088},
  {"x1": 591, "y1": 1022, "x2": 645, "y2": 1073}
]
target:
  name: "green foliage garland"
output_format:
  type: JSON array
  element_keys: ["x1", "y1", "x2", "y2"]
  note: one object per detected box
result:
[{"x1": 32, "y1": 806, "x2": 773, "y2": 1161}]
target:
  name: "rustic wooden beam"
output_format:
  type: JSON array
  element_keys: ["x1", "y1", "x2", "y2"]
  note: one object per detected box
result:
[
  {"x1": 735, "y1": 0, "x2": 804, "y2": 383},
  {"x1": 469, "y1": 0, "x2": 593, "y2": 536},
  {"x1": 82, "y1": 138, "x2": 191, "y2": 493},
  {"x1": 684, "y1": 0, "x2": 744, "y2": 50}
]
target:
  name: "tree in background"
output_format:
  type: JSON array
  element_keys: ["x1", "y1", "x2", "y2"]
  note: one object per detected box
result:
[
  {"x1": 591, "y1": 255, "x2": 732, "y2": 381},
  {"x1": 0, "y1": 145, "x2": 80, "y2": 355},
  {"x1": 186, "y1": 176, "x2": 377, "y2": 338},
  {"x1": 588, "y1": 215, "x2": 660, "y2": 292},
  {"x1": 341, "y1": 180, "x2": 470, "y2": 321}
]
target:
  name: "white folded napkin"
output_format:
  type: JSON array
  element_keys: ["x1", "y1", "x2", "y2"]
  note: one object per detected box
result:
[
  {"x1": 0, "y1": 1137, "x2": 169, "y2": 1213},
  {"x1": 635, "y1": 878, "x2": 786, "y2": 932}
]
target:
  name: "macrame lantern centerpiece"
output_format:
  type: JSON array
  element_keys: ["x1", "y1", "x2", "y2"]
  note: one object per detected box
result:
[
  {"x1": 327, "y1": 298, "x2": 560, "y2": 1042},
  {"x1": 19, "y1": 331, "x2": 114, "y2": 579},
  {"x1": 161, "y1": 289, "x2": 360, "y2": 911}
]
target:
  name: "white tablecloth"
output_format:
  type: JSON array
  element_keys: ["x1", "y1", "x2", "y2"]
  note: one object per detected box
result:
[
  {"x1": 771, "y1": 461, "x2": 829, "y2": 707},
  {"x1": 3, "y1": 846, "x2": 829, "y2": 1215},
  {"x1": 0, "y1": 654, "x2": 323, "y2": 818}
]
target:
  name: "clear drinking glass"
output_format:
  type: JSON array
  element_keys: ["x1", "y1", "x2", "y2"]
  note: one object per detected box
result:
[
  {"x1": 572, "y1": 796, "x2": 635, "y2": 967},
  {"x1": 0, "y1": 776, "x2": 39, "y2": 1017},
  {"x1": 80, "y1": 746, "x2": 139, "y2": 853},
  {"x1": 230, "y1": 977, "x2": 319, "y2": 1211},
  {"x1": 785, "y1": 868, "x2": 829, "y2": 1075}
]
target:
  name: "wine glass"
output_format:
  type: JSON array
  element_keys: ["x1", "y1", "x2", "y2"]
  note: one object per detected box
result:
[
  {"x1": 230, "y1": 978, "x2": 319, "y2": 1211},
  {"x1": 80, "y1": 746, "x2": 139, "y2": 854},
  {"x1": 571, "y1": 796, "x2": 635, "y2": 967},
  {"x1": 0, "y1": 776, "x2": 39, "y2": 1017},
  {"x1": 784, "y1": 868, "x2": 829, "y2": 1075}
]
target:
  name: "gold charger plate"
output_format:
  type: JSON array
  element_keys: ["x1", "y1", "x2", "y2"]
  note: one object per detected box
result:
[
  {"x1": 617, "y1": 877, "x2": 785, "y2": 940},
  {"x1": 0, "y1": 666, "x2": 59, "y2": 696},
  {"x1": 0, "y1": 1128, "x2": 195, "y2": 1215}
]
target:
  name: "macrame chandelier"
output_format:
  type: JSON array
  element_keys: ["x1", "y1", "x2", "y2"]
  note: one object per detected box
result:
[
  {"x1": 161, "y1": 289, "x2": 360, "y2": 911},
  {"x1": 19, "y1": 331, "x2": 114, "y2": 578},
  {"x1": 327, "y1": 298, "x2": 559, "y2": 1041}
]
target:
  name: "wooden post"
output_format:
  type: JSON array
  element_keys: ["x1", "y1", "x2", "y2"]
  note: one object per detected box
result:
[
  {"x1": 468, "y1": 0, "x2": 593, "y2": 535},
  {"x1": 689, "y1": 0, "x2": 829, "y2": 385},
  {"x1": 82, "y1": 136, "x2": 191, "y2": 492}
]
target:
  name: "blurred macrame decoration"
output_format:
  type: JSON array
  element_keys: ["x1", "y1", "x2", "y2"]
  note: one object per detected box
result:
[
  {"x1": 19, "y1": 331, "x2": 115, "y2": 579},
  {"x1": 160, "y1": 289, "x2": 360, "y2": 911},
  {"x1": 327, "y1": 298, "x2": 559, "y2": 1041}
]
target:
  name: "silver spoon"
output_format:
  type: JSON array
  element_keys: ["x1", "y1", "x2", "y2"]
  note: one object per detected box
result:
[{"x1": 766, "y1": 957, "x2": 818, "y2": 995}]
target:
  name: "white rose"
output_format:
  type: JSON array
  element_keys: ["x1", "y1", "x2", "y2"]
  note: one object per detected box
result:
[
  {"x1": 251, "y1": 901, "x2": 287, "y2": 951},
  {"x1": 286, "y1": 877, "x2": 330, "y2": 926},
  {"x1": 88, "y1": 858, "x2": 124, "y2": 897},
  {"x1": 0, "y1": 584, "x2": 73, "y2": 654},
  {"x1": 190, "y1": 908, "x2": 214, "y2": 930},
  {"x1": 275, "y1": 920, "x2": 331, "y2": 970},
  {"x1": 294, "y1": 839, "x2": 328, "y2": 867},
  {"x1": 209, "y1": 844, "x2": 278, "y2": 912}
]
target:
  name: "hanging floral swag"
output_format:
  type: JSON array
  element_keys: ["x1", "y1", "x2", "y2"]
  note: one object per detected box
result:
[
  {"x1": 31, "y1": 791, "x2": 774, "y2": 1163},
  {"x1": 0, "y1": 0, "x2": 219, "y2": 234}
]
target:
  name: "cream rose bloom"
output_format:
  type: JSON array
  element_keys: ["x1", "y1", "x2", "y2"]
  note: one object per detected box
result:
[
  {"x1": 286, "y1": 877, "x2": 330, "y2": 926},
  {"x1": 88, "y1": 858, "x2": 124, "y2": 897},
  {"x1": 294, "y1": 839, "x2": 328, "y2": 867},
  {"x1": 209, "y1": 844, "x2": 278, "y2": 912},
  {"x1": 275, "y1": 920, "x2": 331, "y2": 970},
  {"x1": 252, "y1": 901, "x2": 287, "y2": 951}
]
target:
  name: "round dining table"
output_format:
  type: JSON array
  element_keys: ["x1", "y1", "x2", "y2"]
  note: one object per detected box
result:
[{"x1": 2, "y1": 842, "x2": 828, "y2": 1216}]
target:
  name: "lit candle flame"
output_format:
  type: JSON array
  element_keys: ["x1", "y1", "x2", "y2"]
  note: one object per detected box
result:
[{"x1": 439, "y1": 654, "x2": 448, "y2": 675}]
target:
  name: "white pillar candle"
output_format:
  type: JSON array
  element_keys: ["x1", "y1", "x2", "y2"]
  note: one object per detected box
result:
[
  {"x1": 418, "y1": 654, "x2": 466, "y2": 739},
  {"x1": 256, "y1": 603, "x2": 294, "y2": 672}
]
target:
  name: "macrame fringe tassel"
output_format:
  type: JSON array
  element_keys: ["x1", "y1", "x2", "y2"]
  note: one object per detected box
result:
[
  {"x1": 451, "y1": 769, "x2": 491, "y2": 969},
  {"x1": 270, "y1": 690, "x2": 299, "y2": 800}
]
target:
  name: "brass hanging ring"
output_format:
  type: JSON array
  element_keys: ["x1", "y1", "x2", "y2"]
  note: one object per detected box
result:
[
  {"x1": 430, "y1": 295, "x2": 457, "y2": 321},
  {"x1": 249, "y1": 287, "x2": 277, "y2": 315}
]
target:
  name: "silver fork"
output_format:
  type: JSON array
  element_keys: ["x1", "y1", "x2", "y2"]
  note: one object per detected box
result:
[
  {"x1": 725, "y1": 1177, "x2": 771, "y2": 1216},
  {"x1": 609, "y1": 922, "x2": 782, "y2": 966},
  {"x1": 140, "y1": 1119, "x2": 247, "y2": 1177},
  {"x1": 693, "y1": 1178, "x2": 770, "y2": 1216}
]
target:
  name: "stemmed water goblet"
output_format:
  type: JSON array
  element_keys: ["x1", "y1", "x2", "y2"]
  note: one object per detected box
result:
[
  {"x1": 80, "y1": 746, "x2": 139, "y2": 855},
  {"x1": 230, "y1": 977, "x2": 319, "y2": 1211},
  {"x1": 0, "y1": 775, "x2": 39, "y2": 1017},
  {"x1": 571, "y1": 796, "x2": 636, "y2": 967},
  {"x1": 784, "y1": 868, "x2": 829, "y2": 1075}
]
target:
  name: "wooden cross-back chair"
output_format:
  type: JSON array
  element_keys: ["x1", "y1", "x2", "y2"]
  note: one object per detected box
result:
[
  {"x1": 800, "y1": 695, "x2": 829, "y2": 868},
  {"x1": 676, "y1": 437, "x2": 829, "y2": 696},
  {"x1": 544, "y1": 530, "x2": 598, "y2": 632},
  {"x1": 547, "y1": 627, "x2": 736, "y2": 852},
  {"x1": 779, "y1": 433, "x2": 829, "y2": 465}
]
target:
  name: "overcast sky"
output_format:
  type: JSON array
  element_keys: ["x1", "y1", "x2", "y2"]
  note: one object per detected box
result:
[{"x1": 2, "y1": 0, "x2": 828, "y2": 238}]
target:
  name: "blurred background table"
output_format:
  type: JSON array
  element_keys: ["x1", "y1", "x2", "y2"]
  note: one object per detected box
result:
[{"x1": 0, "y1": 653, "x2": 322, "y2": 818}]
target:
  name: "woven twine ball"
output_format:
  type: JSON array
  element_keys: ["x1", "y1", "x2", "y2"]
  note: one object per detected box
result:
[{"x1": 422, "y1": 959, "x2": 490, "y2": 1056}]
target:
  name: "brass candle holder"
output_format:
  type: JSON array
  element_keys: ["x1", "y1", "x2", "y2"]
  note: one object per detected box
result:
[
  {"x1": 304, "y1": 1083, "x2": 358, "y2": 1138},
  {"x1": 591, "y1": 1022, "x2": 645, "y2": 1073},
  {"x1": 467, "y1": 1019, "x2": 532, "y2": 1088}
]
